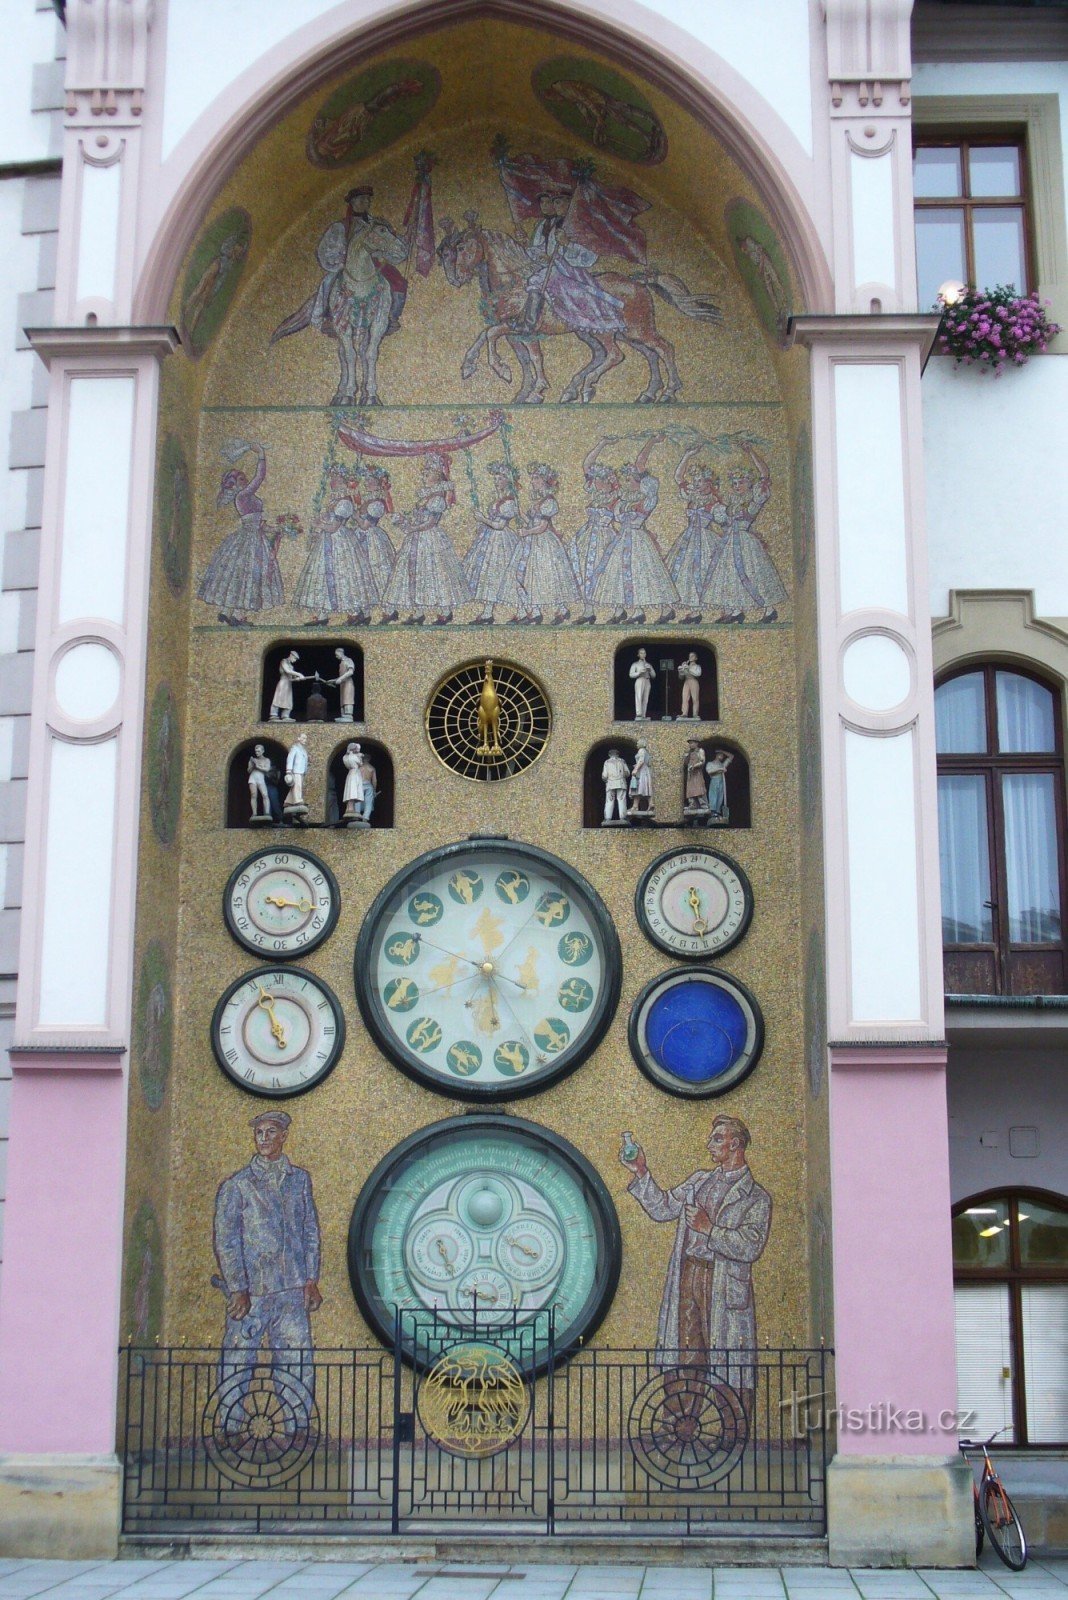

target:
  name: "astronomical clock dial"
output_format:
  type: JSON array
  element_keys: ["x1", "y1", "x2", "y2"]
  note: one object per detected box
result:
[
  {"x1": 628, "y1": 967, "x2": 764, "y2": 1098},
  {"x1": 636, "y1": 847, "x2": 753, "y2": 960},
  {"x1": 347, "y1": 1113, "x2": 621, "y2": 1370},
  {"x1": 223, "y1": 847, "x2": 340, "y2": 959},
  {"x1": 211, "y1": 966, "x2": 345, "y2": 1098},
  {"x1": 354, "y1": 839, "x2": 621, "y2": 1099}
]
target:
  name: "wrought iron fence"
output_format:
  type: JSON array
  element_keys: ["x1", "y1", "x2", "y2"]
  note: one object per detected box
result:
[{"x1": 119, "y1": 1334, "x2": 831, "y2": 1537}]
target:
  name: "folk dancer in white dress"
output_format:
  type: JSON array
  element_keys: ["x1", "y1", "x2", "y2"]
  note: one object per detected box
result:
[
  {"x1": 269, "y1": 651, "x2": 308, "y2": 721},
  {"x1": 677, "y1": 651, "x2": 703, "y2": 720},
  {"x1": 330, "y1": 648, "x2": 356, "y2": 723},
  {"x1": 568, "y1": 442, "x2": 621, "y2": 624},
  {"x1": 292, "y1": 489, "x2": 378, "y2": 626},
  {"x1": 463, "y1": 461, "x2": 520, "y2": 624},
  {"x1": 380, "y1": 454, "x2": 470, "y2": 625},
  {"x1": 667, "y1": 447, "x2": 722, "y2": 624},
  {"x1": 495, "y1": 463, "x2": 582, "y2": 626},
  {"x1": 247, "y1": 744, "x2": 273, "y2": 823},
  {"x1": 591, "y1": 437, "x2": 678, "y2": 625},
  {"x1": 703, "y1": 440, "x2": 787, "y2": 624},
  {"x1": 197, "y1": 444, "x2": 283, "y2": 627},
  {"x1": 629, "y1": 742, "x2": 655, "y2": 817},
  {"x1": 705, "y1": 748, "x2": 734, "y2": 823},
  {"x1": 354, "y1": 464, "x2": 396, "y2": 603},
  {"x1": 629, "y1": 647, "x2": 655, "y2": 720},
  {"x1": 601, "y1": 748, "x2": 631, "y2": 825}
]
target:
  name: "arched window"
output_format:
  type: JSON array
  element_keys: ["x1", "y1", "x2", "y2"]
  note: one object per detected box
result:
[
  {"x1": 952, "y1": 1190, "x2": 1068, "y2": 1446},
  {"x1": 935, "y1": 665, "x2": 1066, "y2": 995}
]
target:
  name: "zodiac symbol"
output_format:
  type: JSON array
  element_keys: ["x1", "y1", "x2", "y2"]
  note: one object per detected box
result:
[
  {"x1": 387, "y1": 935, "x2": 420, "y2": 965},
  {"x1": 407, "y1": 1017, "x2": 443, "y2": 1052},
  {"x1": 557, "y1": 979, "x2": 592, "y2": 1012},
  {"x1": 534, "y1": 1017, "x2": 569, "y2": 1052},
  {"x1": 494, "y1": 1041, "x2": 528, "y2": 1075},
  {"x1": 559, "y1": 933, "x2": 592, "y2": 966},
  {"x1": 535, "y1": 894, "x2": 568, "y2": 927},
  {"x1": 410, "y1": 895, "x2": 442, "y2": 925},
  {"x1": 385, "y1": 978, "x2": 418, "y2": 1009},
  {"x1": 448, "y1": 1043, "x2": 482, "y2": 1075},
  {"x1": 495, "y1": 870, "x2": 529, "y2": 905},
  {"x1": 450, "y1": 870, "x2": 482, "y2": 905}
]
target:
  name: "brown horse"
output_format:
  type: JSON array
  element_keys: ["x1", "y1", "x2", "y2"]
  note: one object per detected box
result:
[{"x1": 438, "y1": 213, "x2": 722, "y2": 404}]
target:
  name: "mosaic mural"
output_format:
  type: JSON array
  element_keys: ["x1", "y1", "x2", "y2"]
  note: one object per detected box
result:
[
  {"x1": 147, "y1": 682, "x2": 182, "y2": 845},
  {"x1": 135, "y1": 19, "x2": 820, "y2": 1365},
  {"x1": 180, "y1": 207, "x2": 252, "y2": 360},
  {"x1": 135, "y1": 938, "x2": 172, "y2": 1111}
]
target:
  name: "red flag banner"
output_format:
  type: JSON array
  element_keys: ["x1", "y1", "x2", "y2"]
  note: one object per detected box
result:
[
  {"x1": 337, "y1": 413, "x2": 504, "y2": 459},
  {"x1": 404, "y1": 151, "x2": 437, "y2": 278},
  {"x1": 496, "y1": 149, "x2": 649, "y2": 264}
]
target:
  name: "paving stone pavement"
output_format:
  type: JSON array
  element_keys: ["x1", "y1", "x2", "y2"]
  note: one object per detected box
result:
[{"x1": 0, "y1": 1559, "x2": 1065, "y2": 1600}]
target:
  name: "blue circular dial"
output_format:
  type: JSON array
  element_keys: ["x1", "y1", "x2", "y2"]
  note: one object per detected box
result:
[{"x1": 628, "y1": 968, "x2": 764, "y2": 1097}]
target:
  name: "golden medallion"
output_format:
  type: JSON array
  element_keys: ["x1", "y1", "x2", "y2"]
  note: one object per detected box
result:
[{"x1": 417, "y1": 1341, "x2": 530, "y2": 1458}]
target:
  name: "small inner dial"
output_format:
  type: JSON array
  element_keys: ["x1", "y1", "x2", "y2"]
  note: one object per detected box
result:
[
  {"x1": 495, "y1": 1217, "x2": 562, "y2": 1285},
  {"x1": 240, "y1": 989, "x2": 314, "y2": 1067},
  {"x1": 407, "y1": 1217, "x2": 475, "y2": 1286},
  {"x1": 356, "y1": 842, "x2": 620, "y2": 1098},
  {"x1": 452, "y1": 1268, "x2": 516, "y2": 1322}
]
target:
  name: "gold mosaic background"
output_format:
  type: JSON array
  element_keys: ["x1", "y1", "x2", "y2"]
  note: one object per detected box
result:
[{"x1": 124, "y1": 17, "x2": 825, "y2": 1363}]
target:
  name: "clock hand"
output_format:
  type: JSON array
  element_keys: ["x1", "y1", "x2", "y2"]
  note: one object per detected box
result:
[
  {"x1": 413, "y1": 933, "x2": 529, "y2": 992},
  {"x1": 494, "y1": 982, "x2": 544, "y2": 1063},
  {"x1": 434, "y1": 1238, "x2": 455, "y2": 1275},
  {"x1": 506, "y1": 1235, "x2": 538, "y2": 1260},
  {"x1": 686, "y1": 885, "x2": 708, "y2": 936},
  {"x1": 255, "y1": 985, "x2": 288, "y2": 1049},
  {"x1": 264, "y1": 894, "x2": 314, "y2": 913}
]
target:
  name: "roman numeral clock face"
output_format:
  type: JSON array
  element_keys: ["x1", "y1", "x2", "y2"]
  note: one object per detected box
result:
[
  {"x1": 354, "y1": 840, "x2": 621, "y2": 1099},
  {"x1": 211, "y1": 967, "x2": 346, "y2": 1098}
]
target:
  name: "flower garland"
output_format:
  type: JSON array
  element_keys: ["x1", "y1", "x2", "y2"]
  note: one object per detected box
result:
[{"x1": 935, "y1": 285, "x2": 1061, "y2": 372}]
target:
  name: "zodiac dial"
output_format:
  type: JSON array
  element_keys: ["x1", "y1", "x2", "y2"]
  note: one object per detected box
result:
[
  {"x1": 354, "y1": 839, "x2": 621, "y2": 1099},
  {"x1": 223, "y1": 847, "x2": 340, "y2": 959},
  {"x1": 210, "y1": 967, "x2": 345, "y2": 1097},
  {"x1": 347, "y1": 1113, "x2": 622, "y2": 1371},
  {"x1": 636, "y1": 848, "x2": 753, "y2": 960}
]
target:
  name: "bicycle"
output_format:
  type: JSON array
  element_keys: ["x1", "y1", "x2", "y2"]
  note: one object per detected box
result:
[{"x1": 960, "y1": 1430, "x2": 1028, "y2": 1570}]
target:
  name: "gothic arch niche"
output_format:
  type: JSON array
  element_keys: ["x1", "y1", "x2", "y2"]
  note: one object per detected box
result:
[{"x1": 132, "y1": 5, "x2": 830, "y2": 1358}]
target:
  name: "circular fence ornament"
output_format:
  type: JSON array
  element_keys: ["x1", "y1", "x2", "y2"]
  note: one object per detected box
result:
[
  {"x1": 425, "y1": 659, "x2": 550, "y2": 781},
  {"x1": 628, "y1": 1370, "x2": 748, "y2": 1488},
  {"x1": 417, "y1": 1341, "x2": 530, "y2": 1459},
  {"x1": 204, "y1": 1367, "x2": 319, "y2": 1486}
]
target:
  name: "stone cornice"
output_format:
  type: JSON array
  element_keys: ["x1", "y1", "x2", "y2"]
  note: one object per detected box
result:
[
  {"x1": 789, "y1": 313, "x2": 941, "y2": 361},
  {"x1": 26, "y1": 325, "x2": 179, "y2": 364}
]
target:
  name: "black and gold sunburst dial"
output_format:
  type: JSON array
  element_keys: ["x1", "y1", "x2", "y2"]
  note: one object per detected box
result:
[{"x1": 425, "y1": 659, "x2": 550, "y2": 782}]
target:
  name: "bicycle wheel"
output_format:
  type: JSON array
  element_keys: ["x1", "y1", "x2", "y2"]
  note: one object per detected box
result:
[
  {"x1": 973, "y1": 1490, "x2": 984, "y2": 1559},
  {"x1": 979, "y1": 1476, "x2": 1027, "y2": 1570}
]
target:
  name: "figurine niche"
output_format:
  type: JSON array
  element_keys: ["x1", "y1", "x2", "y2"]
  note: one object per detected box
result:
[
  {"x1": 341, "y1": 741, "x2": 375, "y2": 827},
  {"x1": 331, "y1": 648, "x2": 356, "y2": 724},
  {"x1": 248, "y1": 744, "x2": 274, "y2": 825},
  {"x1": 629, "y1": 648, "x2": 655, "y2": 721},
  {"x1": 683, "y1": 737, "x2": 708, "y2": 818},
  {"x1": 677, "y1": 652, "x2": 702, "y2": 720},
  {"x1": 270, "y1": 651, "x2": 308, "y2": 722},
  {"x1": 629, "y1": 742, "x2": 655, "y2": 819},
  {"x1": 705, "y1": 748, "x2": 734, "y2": 824},
  {"x1": 284, "y1": 732, "x2": 310, "y2": 822},
  {"x1": 602, "y1": 747, "x2": 631, "y2": 826}
]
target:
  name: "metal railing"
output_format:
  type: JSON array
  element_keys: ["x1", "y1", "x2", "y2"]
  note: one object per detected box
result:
[{"x1": 119, "y1": 1337, "x2": 831, "y2": 1537}]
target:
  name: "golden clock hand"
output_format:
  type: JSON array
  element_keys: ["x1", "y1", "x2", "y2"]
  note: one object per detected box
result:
[
  {"x1": 434, "y1": 1238, "x2": 455, "y2": 1275},
  {"x1": 264, "y1": 894, "x2": 314, "y2": 913},
  {"x1": 507, "y1": 1235, "x2": 538, "y2": 1260},
  {"x1": 255, "y1": 985, "x2": 288, "y2": 1049},
  {"x1": 686, "y1": 885, "x2": 708, "y2": 936}
]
